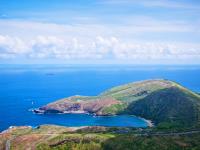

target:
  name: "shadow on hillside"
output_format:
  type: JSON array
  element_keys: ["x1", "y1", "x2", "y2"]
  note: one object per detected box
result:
[
  {"x1": 101, "y1": 133, "x2": 200, "y2": 150},
  {"x1": 120, "y1": 87, "x2": 199, "y2": 128}
]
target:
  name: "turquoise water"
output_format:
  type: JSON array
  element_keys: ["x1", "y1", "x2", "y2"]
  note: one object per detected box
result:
[{"x1": 0, "y1": 65, "x2": 200, "y2": 131}]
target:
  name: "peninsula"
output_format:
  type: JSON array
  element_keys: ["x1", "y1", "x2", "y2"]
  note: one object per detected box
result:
[{"x1": 34, "y1": 79, "x2": 200, "y2": 129}]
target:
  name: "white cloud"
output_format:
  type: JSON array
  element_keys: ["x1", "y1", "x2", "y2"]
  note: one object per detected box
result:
[
  {"x1": 0, "y1": 34, "x2": 200, "y2": 63},
  {"x1": 0, "y1": 19, "x2": 199, "y2": 63},
  {"x1": 0, "y1": 35, "x2": 30, "y2": 55}
]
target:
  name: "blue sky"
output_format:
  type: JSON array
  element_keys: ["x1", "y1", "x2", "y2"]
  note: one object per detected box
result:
[{"x1": 0, "y1": 0, "x2": 200, "y2": 64}]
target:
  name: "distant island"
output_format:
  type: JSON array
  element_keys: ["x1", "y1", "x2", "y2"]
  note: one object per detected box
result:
[{"x1": 34, "y1": 79, "x2": 200, "y2": 129}]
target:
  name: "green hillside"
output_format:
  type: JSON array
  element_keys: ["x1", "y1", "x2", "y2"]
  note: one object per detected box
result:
[
  {"x1": 36, "y1": 79, "x2": 200, "y2": 128},
  {"x1": 126, "y1": 87, "x2": 200, "y2": 128},
  {"x1": 1, "y1": 125, "x2": 200, "y2": 150},
  {"x1": 100, "y1": 79, "x2": 174, "y2": 102},
  {"x1": 102, "y1": 79, "x2": 200, "y2": 128}
]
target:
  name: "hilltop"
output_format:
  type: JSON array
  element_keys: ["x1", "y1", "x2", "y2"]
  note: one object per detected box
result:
[{"x1": 34, "y1": 79, "x2": 200, "y2": 128}]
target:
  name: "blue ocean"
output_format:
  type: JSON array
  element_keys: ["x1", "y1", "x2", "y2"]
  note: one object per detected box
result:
[{"x1": 0, "y1": 64, "x2": 200, "y2": 131}]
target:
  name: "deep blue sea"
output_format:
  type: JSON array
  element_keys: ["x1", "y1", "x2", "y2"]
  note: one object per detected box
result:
[{"x1": 0, "y1": 64, "x2": 200, "y2": 131}]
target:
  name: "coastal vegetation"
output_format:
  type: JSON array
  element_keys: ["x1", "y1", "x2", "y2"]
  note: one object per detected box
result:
[
  {"x1": 1, "y1": 125, "x2": 200, "y2": 150},
  {"x1": 35, "y1": 79, "x2": 200, "y2": 129}
]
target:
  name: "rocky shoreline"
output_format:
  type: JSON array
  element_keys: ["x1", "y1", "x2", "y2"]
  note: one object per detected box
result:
[
  {"x1": 32, "y1": 108, "x2": 153, "y2": 128},
  {"x1": 33, "y1": 108, "x2": 88, "y2": 114}
]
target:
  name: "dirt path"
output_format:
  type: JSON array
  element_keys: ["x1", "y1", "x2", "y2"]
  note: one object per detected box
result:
[{"x1": 5, "y1": 137, "x2": 14, "y2": 150}]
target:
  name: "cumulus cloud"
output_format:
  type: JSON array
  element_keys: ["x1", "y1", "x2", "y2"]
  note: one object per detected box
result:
[
  {"x1": 0, "y1": 34, "x2": 200, "y2": 62},
  {"x1": 0, "y1": 35, "x2": 31, "y2": 58}
]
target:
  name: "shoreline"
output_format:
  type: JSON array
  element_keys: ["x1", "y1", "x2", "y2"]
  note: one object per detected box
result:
[
  {"x1": 32, "y1": 108, "x2": 154, "y2": 127},
  {"x1": 129, "y1": 115, "x2": 154, "y2": 127},
  {"x1": 144, "y1": 119, "x2": 154, "y2": 127},
  {"x1": 1, "y1": 113, "x2": 153, "y2": 132}
]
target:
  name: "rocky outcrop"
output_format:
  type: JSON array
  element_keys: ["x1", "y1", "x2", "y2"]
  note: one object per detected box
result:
[{"x1": 35, "y1": 97, "x2": 121, "y2": 115}]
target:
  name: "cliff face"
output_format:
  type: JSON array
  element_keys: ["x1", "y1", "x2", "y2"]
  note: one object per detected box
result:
[
  {"x1": 35, "y1": 79, "x2": 200, "y2": 127},
  {"x1": 37, "y1": 96, "x2": 121, "y2": 115}
]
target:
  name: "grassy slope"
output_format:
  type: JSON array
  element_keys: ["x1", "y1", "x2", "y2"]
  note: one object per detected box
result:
[
  {"x1": 100, "y1": 79, "x2": 175, "y2": 114},
  {"x1": 40, "y1": 79, "x2": 200, "y2": 128},
  {"x1": 1, "y1": 125, "x2": 200, "y2": 150},
  {"x1": 100, "y1": 79, "x2": 200, "y2": 128},
  {"x1": 126, "y1": 87, "x2": 200, "y2": 128}
]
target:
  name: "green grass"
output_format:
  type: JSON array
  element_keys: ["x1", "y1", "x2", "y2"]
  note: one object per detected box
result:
[
  {"x1": 101, "y1": 103, "x2": 128, "y2": 115},
  {"x1": 36, "y1": 132, "x2": 200, "y2": 150},
  {"x1": 124, "y1": 87, "x2": 200, "y2": 128},
  {"x1": 2, "y1": 125, "x2": 200, "y2": 150},
  {"x1": 36, "y1": 133, "x2": 115, "y2": 150},
  {"x1": 100, "y1": 79, "x2": 174, "y2": 102}
]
